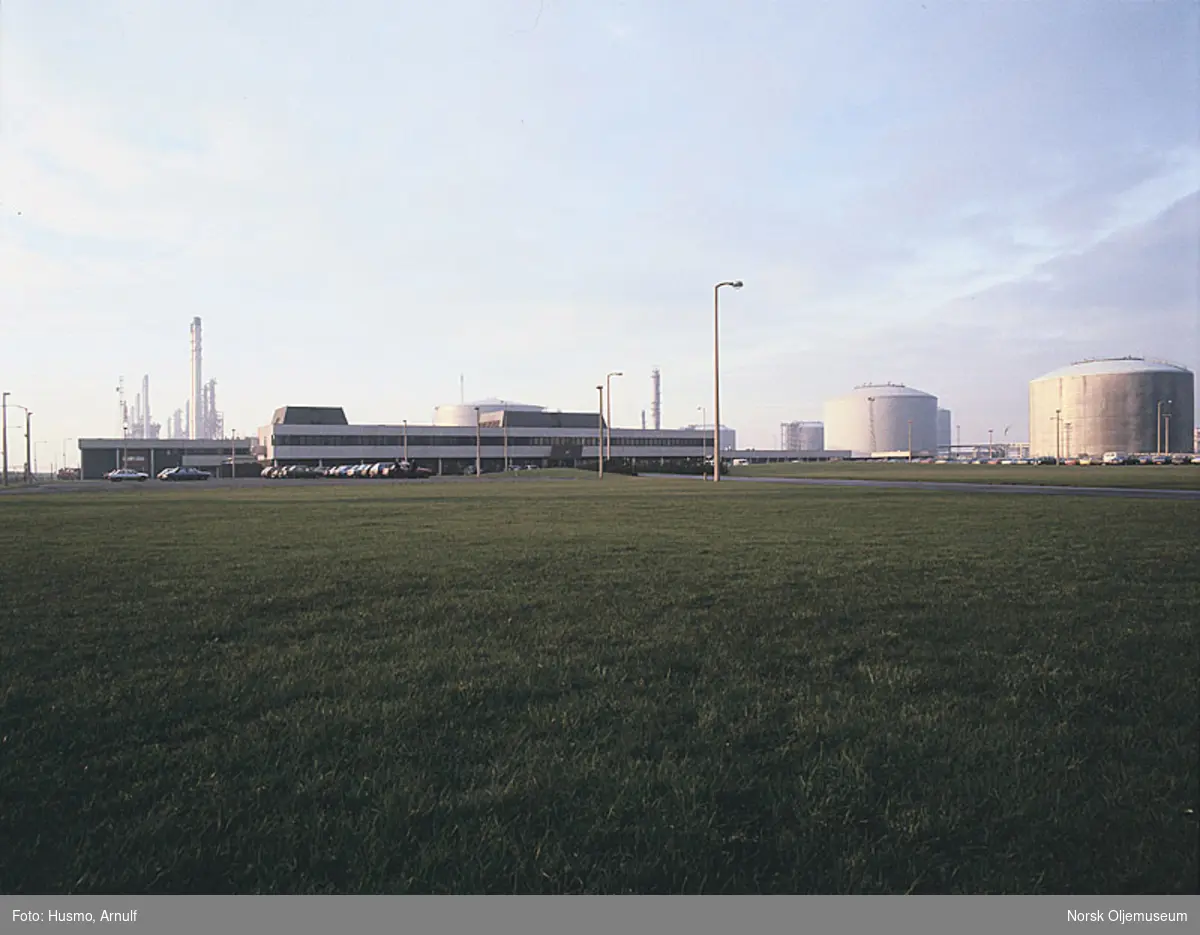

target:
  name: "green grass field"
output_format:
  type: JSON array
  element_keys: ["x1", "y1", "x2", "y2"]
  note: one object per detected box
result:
[
  {"x1": 2, "y1": 480, "x2": 1196, "y2": 894},
  {"x1": 736, "y1": 460, "x2": 1200, "y2": 489}
]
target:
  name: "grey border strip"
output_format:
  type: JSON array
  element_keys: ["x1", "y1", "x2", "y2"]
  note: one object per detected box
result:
[{"x1": 1, "y1": 895, "x2": 1197, "y2": 935}]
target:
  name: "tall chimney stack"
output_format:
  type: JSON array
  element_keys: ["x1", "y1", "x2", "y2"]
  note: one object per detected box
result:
[
  {"x1": 142, "y1": 375, "x2": 150, "y2": 441},
  {"x1": 651, "y1": 368, "x2": 661, "y2": 431},
  {"x1": 189, "y1": 317, "x2": 202, "y2": 440}
]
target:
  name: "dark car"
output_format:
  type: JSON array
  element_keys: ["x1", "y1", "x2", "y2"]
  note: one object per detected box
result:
[{"x1": 159, "y1": 466, "x2": 211, "y2": 481}]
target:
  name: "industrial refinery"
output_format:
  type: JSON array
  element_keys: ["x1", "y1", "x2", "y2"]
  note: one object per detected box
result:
[
  {"x1": 114, "y1": 317, "x2": 225, "y2": 445},
  {"x1": 69, "y1": 337, "x2": 1200, "y2": 478}
]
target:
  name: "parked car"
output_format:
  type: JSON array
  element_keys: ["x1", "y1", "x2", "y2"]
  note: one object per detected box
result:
[
  {"x1": 159, "y1": 466, "x2": 211, "y2": 481},
  {"x1": 107, "y1": 468, "x2": 148, "y2": 482},
  {"x1": 57, "y1": 467, "x2": 81, "y2": 480}
]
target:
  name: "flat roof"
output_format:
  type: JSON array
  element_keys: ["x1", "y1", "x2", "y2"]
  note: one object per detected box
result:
[{"x1": 79, "y1": 438, "x2": 253, "y2": 449}]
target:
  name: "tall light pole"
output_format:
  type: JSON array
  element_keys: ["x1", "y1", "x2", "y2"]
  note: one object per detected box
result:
[
  {"x1": 1157, "y1": 399, "x2": 1172, "y2": 454},
  {"x1": 597, "y1": 385, "x2": 604, "y2": 480},
  {"x1": 1054, "y1": 409, "x2": 1062, "y2": 462},
  {"x1": 62, "y1": 438, "x2": 75, "y2": 472},
  {"x1": 605, "y1": 371, "x2": 622, "y2": 462},
  {"x1": 23, "y1": 409, "x2": 32, "y2": 483},
  {"x1": 1165, "y1": 404, "x2": 1172, "y2": 455},
  {"x1": 474, "y1": 407, "x2": 482, "y2": 478},
  {"x1": 713, "y1": 280, "x2": 743, "y2": 483},
  {"x1": 1, "y1": 391, "x2": 8, "y2": 486},
  {"x1": 988, "y1": 427, "x2": 994, "y2": 459},
  {"x1": 403, "y1": 419, "x2": 409, "y2": 462}
]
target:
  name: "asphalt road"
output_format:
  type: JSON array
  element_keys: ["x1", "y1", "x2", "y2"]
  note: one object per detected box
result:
[
  {"x1": 653, "y1": 473, "x2": 1200, "y2": 500},
  {"x1": 4, "y1": 474, "x2": 1200, "y2": 500}
]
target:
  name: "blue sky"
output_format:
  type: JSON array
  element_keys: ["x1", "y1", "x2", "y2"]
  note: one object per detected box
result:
[{"x1": 1, "y1": 0, "x2": 1197, "y2": 462}]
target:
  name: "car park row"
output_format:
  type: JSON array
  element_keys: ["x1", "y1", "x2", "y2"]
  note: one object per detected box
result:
[
  {"x1": 89, "y1": 454, "x2": 1200, "y2": 482},
  {"x1": 102, "y1": 467, "x2": 213, "y2": 481},
  {"x1": 261, "y1": 461, "x2": 434, "y2": 479}
]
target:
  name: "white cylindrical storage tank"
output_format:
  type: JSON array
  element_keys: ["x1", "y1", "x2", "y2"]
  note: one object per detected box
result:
[
  {"x1": 433, "y1": 399, "x2": 544, "y2": 426},
  {"x1": 1029, "y1": 358, "x2": 1195, "y2": 458},
  {"x1": 824, "y1": 384, "x2": 939, "y2": 456},
  {"x1": 782, "y1": 421, "x2": 824, "y2": 451}
]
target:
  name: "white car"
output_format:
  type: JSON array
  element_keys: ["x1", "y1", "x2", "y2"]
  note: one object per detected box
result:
[{"x1": 107, "y1": 468, "x2": 148, "y2": 482}]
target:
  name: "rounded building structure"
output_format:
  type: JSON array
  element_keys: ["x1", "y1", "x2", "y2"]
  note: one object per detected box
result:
[
  {"x1": 824, "y1": 384, "x2": 939, "y2": 456},
  {"x1": 1029, "y1": 358, "x2": 1195, "y2": 458},
  {"x1": 781, "y1": 421, "x2": 824, "y2": 452},
  {"x1": 433, "y1": 399, "x2": 544, "y2": 426}
]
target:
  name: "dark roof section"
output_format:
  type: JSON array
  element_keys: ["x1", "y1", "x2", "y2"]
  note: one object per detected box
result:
[
  {"x1": 271, "y1": 406, "x2": 350, "y2": 426},
  {"x1": 489, "y1": 410, "x2": 606, "y2": 429}
]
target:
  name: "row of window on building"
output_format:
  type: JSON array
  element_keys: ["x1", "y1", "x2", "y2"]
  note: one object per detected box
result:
[{"x1": 271, "y1": 435, "x2": 705, "y2": 448}]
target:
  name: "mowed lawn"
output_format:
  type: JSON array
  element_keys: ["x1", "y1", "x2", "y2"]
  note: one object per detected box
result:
[
  {"x1": 1, "y1": 479, "x2": 1196, "y2": 894},
  {"x1": 736, "y1": 460, "x2": 1200, "y2": 489}
]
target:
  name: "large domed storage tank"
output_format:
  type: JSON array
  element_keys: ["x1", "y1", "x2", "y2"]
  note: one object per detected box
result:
[
  {"x1": 824, "y1": 384, "x2": 939, "y2": 456},
  {"x1": 433, "y1": 399, "x2": 544, "y2": 426},
  {"x1": 1029, "y1": 358, "x2": 1195, "y2": 458}
]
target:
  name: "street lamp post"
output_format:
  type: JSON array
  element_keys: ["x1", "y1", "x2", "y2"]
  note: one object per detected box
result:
[
  {"x1": 63, "y1": 438, "x2": 75, "y2": 473},
  {"x1": 1055, "y1": 409, "x2": 1062, "y2": 462},
  {"x1": 988, "y1": 427, "x2": 994, "y2": 460},
  {"x1": 403, "y1": 419, "x2": 409, "y2": 463},
  {"x1": 597, "y1": 385, "x2": 604, "y2": 480},
  {"x1": 2, "y1": 391, "x2": 9, "y2": 486},
  {"x1": 605, "y1": 371, "x2": 622, "y2": 462},
  {"x1": 1157, "y1": 399, "x2": 1172, "y2": 455},
  {"x1": 712, "y1": 280, "x2": 743, "y2": 483},
  {"x1": 474, "y1": 407, "x2": 482, "y2": 478},
  {"x1": 23, "y1": 409, "x2": 32, "y2": 483},
  {"x1": 8, "y1": 405, "x2": 32, "y2": 483}
]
